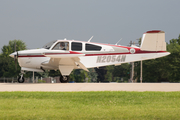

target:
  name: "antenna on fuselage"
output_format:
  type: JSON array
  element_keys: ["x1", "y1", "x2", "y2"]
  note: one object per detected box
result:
[
  {"x1": 115, "y1": 38, "x2": 122, "y2": 45},
  {"x1": 88, "y1": 36, "x2": 93, "y2": 42}
]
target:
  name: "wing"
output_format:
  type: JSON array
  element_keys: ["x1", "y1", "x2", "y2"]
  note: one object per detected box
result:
[{"x1": 41, "y1": 50, "x2": 88, "y2": 75}]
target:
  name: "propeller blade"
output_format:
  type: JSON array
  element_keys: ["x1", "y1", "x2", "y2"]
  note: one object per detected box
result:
[
  {"x1": 15, "y1": 40, "x2": 16, "y2": 52},
  {"x1": 14, "y1": 40, "x2": 18, "y2": 71},
  {"x1": 15, "y1": 51, "x2": 19, "y2": 71},
  {"x1": 15, "y1": 58, "x2": 17, "y2": 70},
  {"x1": 17, "y1": 51, "x2": 18, "y2": 59}
]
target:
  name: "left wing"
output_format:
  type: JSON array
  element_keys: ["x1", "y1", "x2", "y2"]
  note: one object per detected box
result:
[{"x1": 41, "y1": 50, "x2": 88, "y2": 75}]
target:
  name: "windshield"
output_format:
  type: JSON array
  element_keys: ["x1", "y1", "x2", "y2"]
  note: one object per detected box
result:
[{"x1": 42, "y1": 40, "x2": 57, "y2": 49}]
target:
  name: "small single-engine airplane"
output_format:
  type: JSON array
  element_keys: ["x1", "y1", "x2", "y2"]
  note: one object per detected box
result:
[{"x1": 10, "y1": 30, "x2": 170, "y2": 83}]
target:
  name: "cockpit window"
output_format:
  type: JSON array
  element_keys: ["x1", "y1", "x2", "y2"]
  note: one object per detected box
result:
[
  {"x1": 52, "y1": 42, "x2": 69, "y2": 50},
  {"x1": 42, "y1": 40, "x2": 57, "y2": 49},
  {"x1": 71, "y1": 42, "x2": 82, "y2": 51},
  {"x1": 85, "y1": 43, "x2": 102, "y2": 51}
]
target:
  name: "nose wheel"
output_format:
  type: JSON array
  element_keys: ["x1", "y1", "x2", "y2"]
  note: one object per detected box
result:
[
  {"x1": 18, "y1": 76, "x2": 24, "y2": 83},
  {"x1": 18, "y1": 71, "x2": 25, "y2": 83},
  {"x1": 60, "y1": 75, "x2": 69, "y2": 83}
]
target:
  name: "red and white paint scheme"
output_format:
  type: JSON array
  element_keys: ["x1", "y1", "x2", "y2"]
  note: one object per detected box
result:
[{"x1": 10, "y1": 30, "x2": 170, "y2": 83}]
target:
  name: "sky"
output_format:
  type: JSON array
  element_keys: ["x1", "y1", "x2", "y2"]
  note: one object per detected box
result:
[{"x1": 0, "y1": 0, "x2": 180, "y2": 51}]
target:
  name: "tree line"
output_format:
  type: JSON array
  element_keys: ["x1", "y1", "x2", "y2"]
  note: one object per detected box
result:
[{"x1": 0, "y1": 34, "x2": 180, "y2": 82}]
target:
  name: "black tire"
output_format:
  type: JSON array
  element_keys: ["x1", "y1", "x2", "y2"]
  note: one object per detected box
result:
[
  {"x1": 60, "y1": 75, "x2": 69, "y2": 83},
  {"x1": 18, "y1": 76, "x2": 24, "y2": 83}
]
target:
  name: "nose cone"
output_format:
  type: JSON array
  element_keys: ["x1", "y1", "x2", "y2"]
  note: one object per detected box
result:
[{"x1": 9, "y1": 52, "x2": 17, "y2": 58}]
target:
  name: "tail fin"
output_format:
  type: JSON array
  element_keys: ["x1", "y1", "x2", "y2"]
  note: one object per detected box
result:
[{"x1": 140, "y1": 30, "x2": 166, "y2": 51}]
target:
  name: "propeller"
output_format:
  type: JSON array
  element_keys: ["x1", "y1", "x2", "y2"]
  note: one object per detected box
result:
[{"x1": 14, "y1": 40, "x2": 18, "y2": 70}]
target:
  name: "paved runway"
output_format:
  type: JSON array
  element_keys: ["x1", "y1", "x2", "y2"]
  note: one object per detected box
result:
[{"x1": 0, "y1": 83, "x2": 180, "y2": 92}]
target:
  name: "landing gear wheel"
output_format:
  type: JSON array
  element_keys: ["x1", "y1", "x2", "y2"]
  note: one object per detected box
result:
[
  {"x1": 60, "y1": 75, "x2": 69, "y2": 83},
  {"x1": 18, "y1": 76, "x2": 24, "y2": 83}
]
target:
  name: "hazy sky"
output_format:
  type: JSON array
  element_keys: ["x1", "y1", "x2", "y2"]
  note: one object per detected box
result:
[{"x1": 0, "y1": 0, "x2": 180, "y2": 51}]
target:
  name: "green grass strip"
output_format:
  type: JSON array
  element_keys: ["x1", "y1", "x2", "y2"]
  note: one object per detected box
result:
[{"x1": 0, "y1": 91, "x2": 180, "y2": 120}]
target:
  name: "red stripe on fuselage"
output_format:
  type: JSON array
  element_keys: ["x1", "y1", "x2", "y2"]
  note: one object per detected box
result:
[
  {"x1": 44, "y1": 53, "x2": 69, "y2": 55},
  {"x1": 18, "y1": 51, "x2": 167, "y2": 57},
  {"x1": 85, "y1": 51, "x2": 167, "y2": 56}
]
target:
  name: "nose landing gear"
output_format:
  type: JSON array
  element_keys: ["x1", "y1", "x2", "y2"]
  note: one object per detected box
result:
[{"x1": 18, "y1": 71, "x2": 25, "y2": 83}]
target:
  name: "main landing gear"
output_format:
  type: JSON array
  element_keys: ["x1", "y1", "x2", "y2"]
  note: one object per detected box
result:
[
  {"x1": 60, "y1": 75, "x2": 69, "y2": 83},
  {"x1": 18, "y1": 71, "x2": 25, "y2": 83},
  {"x1": 17, "y1": 71, "x2": 69, "y2": 83}
]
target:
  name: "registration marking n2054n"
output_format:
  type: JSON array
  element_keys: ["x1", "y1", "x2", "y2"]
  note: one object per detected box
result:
[{"x1": 96, "y1": 55, "x2": 126, "y2": 63}]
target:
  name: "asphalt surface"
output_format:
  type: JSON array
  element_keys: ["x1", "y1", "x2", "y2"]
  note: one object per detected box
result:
[{"x1": 0, "y1": 83, "x2": 180, "y2": 92}]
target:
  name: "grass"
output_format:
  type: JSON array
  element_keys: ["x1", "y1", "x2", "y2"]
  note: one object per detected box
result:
[{"x1": 0, "y1": 91, "x2": 180, "y2": 120}]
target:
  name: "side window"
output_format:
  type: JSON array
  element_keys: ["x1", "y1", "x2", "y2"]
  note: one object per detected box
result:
[
  {"x1": 71, "y1": 42, "x2": 82, "y2": 51},
  {"x1": 52, "y1": 42, "x2": 69, "y2": 50},
  {"x1": 85, "y1": 43, "x2": 102, "y2": 51}
]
